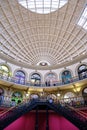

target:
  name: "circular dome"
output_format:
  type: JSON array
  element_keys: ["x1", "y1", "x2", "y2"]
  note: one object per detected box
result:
[
  {"x1": 18, "y1": 0, "x2": 68, "y2": 14},
  {"x1": 0, "y1": 0, "x2": 87, "y2": 70}
]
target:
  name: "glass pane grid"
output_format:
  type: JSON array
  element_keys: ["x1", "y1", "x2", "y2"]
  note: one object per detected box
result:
[
  {"x1": 77, "y1": 5, "x2": 87, "y2": 30},
  {"x1": 18, "y1": 0, "x2": 68, "y2": 14}
]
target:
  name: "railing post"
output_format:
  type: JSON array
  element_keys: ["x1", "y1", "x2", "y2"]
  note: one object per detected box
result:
[
  {"x1": 35, "y1": 106, "x2": 39, "y2": 130},
  {"x1": 46, "y1": 106, "x2": 49, "y2": 130}
]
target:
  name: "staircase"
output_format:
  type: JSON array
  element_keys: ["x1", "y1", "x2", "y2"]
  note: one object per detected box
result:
[
  {"x1": 0, "y1": 107, "x2": 10, "y2": 115},
  {"x1": 48, "y1": 102, "x2": 87, "y2": 130},
  {"x1": 0, "y1": 99, "x2": 87, "y2": 130},
  {"x1": 0, "y1": 100, "x2": 37, "y2": 130}
]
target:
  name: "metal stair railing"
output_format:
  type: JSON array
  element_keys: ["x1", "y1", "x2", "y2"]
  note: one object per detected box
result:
[
  {"x1": 47, "y1": 102, "x2": 87, "y2": 130},
  {"x1": 24, "y1": 100, "x2": 87, "y2": 130},
  {"x1": 0, "y1": 99, "x2": 87, "y2": 130},
  {"x1": 0, "y1": 99, "x2": 37, "y2": 130},
  {"x1": 67, "y1": 105, "x2": 87, "y2": 119}
]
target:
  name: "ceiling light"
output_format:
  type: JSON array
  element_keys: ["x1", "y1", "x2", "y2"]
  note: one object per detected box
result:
[
  {"x1": 57, "y1": 93, "x2": 60, "y2": 96},
  {"x1": 26, "y1": 93, "x2": 29, "y2": 97}
]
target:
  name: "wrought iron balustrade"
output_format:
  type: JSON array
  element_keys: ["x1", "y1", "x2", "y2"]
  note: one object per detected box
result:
[
  {"x1": 0, "y1": 73, "x2": 87, "y2": 87},
  {"x1": 0, "y1": 99, "x2": 87, "y2": 130}
]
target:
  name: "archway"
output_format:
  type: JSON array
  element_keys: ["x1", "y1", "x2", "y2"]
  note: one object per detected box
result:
[
  {"x1": 15, "y1": 70, "x2": 26, "y2": 85},
  {"x1": 61, "y1": 70, "x2": 72, "y2": 84},
  {"x1": 30, "y1": 73, "x2": 41, "y2": 86},
  {"x1": 45, "y1": 72, "x2": 57, "y2": 86},
  {"x1": 78, "y1": 64, "x2": 87, "y2": 80}
]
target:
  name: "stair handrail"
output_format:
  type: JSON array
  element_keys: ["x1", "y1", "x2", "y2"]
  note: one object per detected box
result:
[
  {"x1": 78, "y1": 110, "x2": 87, "y2": 117},
  {"x1": 65, "y1": 105, "x2": 87, "y2": 119},
  {"x1": 0, "y1": 106, "x2": 15, "y2": 117},
  {"x1": 0, "y1": 99, "x2": 87, "y2": 130},
  {"x1": 0, "y1": 98, "x2": 31, "y2": 117}
]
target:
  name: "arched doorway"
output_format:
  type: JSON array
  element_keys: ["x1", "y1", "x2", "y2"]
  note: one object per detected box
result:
[
  {"x1": 15, "y1": 70, "x2": 26, "y2": 85},
  {"x1": 30, "y1": 73, "x2": 41, "y2": 86},
  {"x1": 78, "y1": 64, "x2": 87, "y2": 80},
  {"x1": 61, "y1": 70, "x2": 72, "y2": 84},
  {"x1": 45, "y1": 73, "x2": 57, "y2": 86}
]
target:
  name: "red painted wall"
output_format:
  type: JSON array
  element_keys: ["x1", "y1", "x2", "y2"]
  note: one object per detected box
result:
[{"x1": 4, "y1": 111, "x2": 79, "y2": 130}]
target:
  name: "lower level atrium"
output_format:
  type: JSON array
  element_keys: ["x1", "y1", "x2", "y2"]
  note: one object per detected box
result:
[
  {"x1": 0, "y1": 57, "x2": 87, "y2": 130},
  {"x1": 0, "y1": 65, "x2": 87, "y2": 130}
]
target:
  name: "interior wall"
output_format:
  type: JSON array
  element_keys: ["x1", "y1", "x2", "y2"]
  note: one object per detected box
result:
[
  {"x1": 0, "y1": 58, "x2": 87, "y2": 82},
  {"x1": 4, "y1": 111, "x2": 79, "y2": 130}
]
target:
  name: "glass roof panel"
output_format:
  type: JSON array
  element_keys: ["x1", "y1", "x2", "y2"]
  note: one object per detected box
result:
[
  {"x1": 18, "y1": 0, "x2": 68, "y2": 14},
  {"x1": 78, "y1": 5, "x2": 87, "y2": 30}
]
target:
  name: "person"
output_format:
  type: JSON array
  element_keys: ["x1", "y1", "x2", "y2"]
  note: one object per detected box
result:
[
  {"x1": 45, "y1": 81, "x2": 48, "y2": 86},
  {"x1": 49, "y1": 98, "x2": 53, "y2": 103},
  {"x1": 48, "y1": 80, "x2": 50, "y2": 86}
]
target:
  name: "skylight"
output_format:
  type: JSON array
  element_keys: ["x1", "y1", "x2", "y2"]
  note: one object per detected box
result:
[
  {"x1": 18, "y1": 0, "x2": 68, "y2": 14},
  {"x1": 78, "y1": 5, "x2": 87, "y2": 30}
]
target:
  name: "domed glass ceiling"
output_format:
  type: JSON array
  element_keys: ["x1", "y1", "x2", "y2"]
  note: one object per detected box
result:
[
  {"x1": 0, "y1": 0, "x2": 87, "y2": 70},
  {"x1": 18, "y1": 0, "x2": 68, "y2": 14}
]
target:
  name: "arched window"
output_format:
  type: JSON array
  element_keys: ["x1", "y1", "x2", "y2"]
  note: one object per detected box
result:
[
  {"x1": 78, "y1": 64, "x2": 87, "y2": 80},
  {"x1": 15, "y1": 70, "x2": 26, "y2": 85},
  {"x1": 45, "y1": 73, "x2": 57, "y2": 86},
  {"x1": 30, "y1": 73, "x2": 41, "y2": 86},
  {"x1": 0, "y1": 65, "x2": 10, "y2": 77},
  {"x1": 61, "y1": 70, "x2": 72, "y2": 84},
  {"x1": 11, "y1": 91, "x2": 23, "y2": 104}
]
